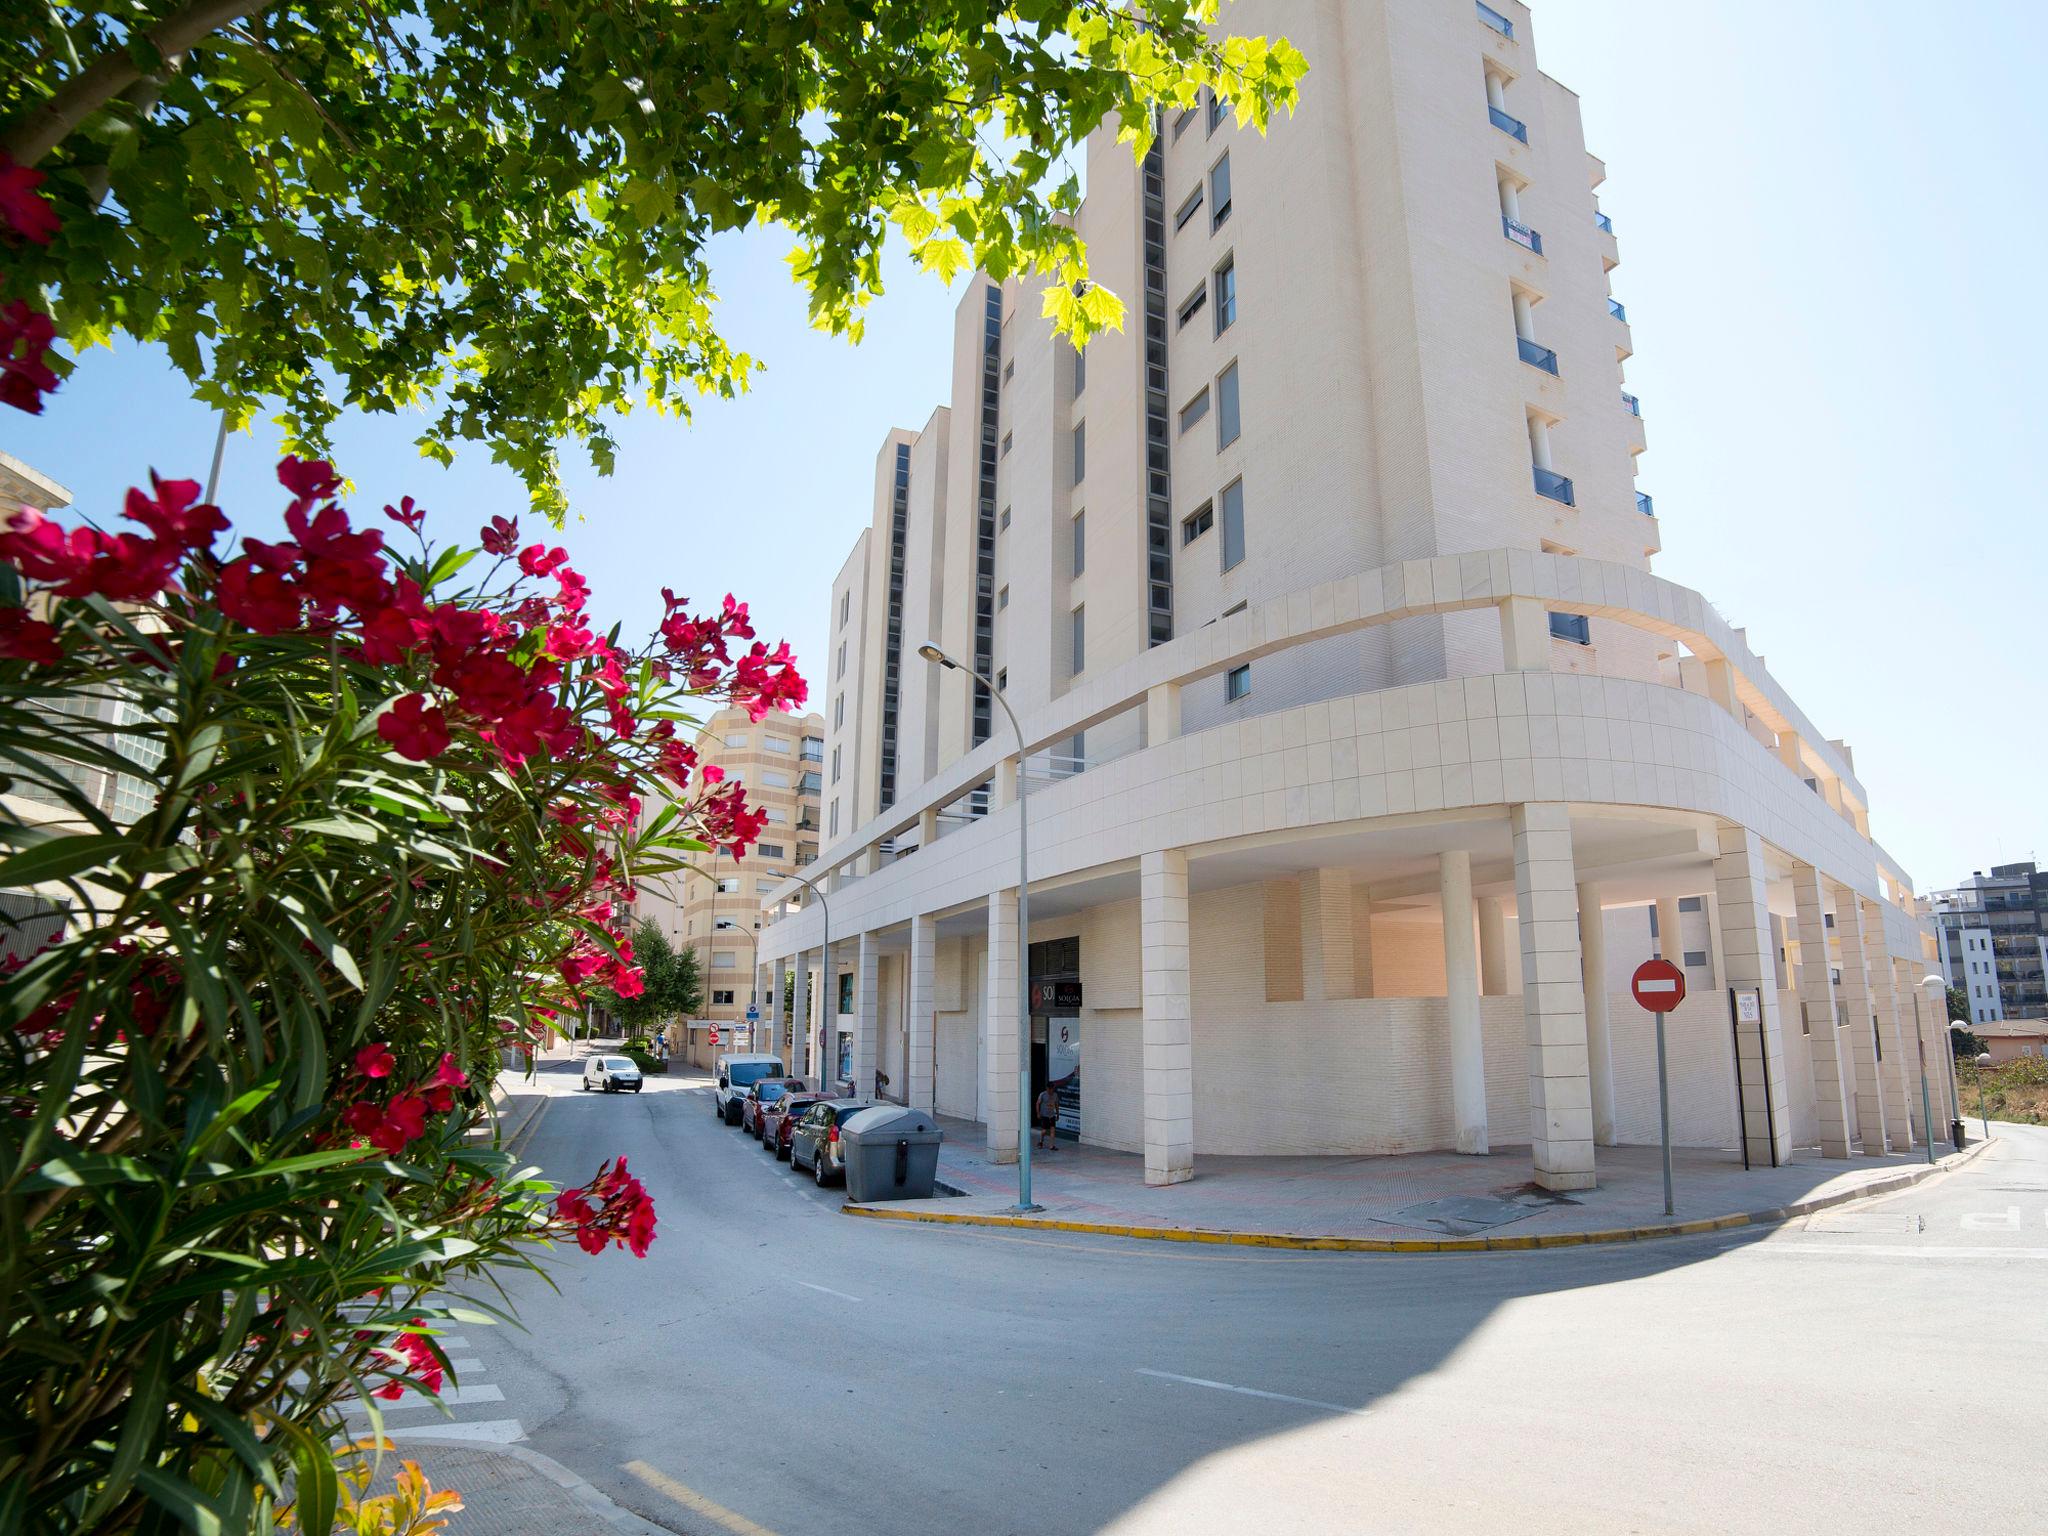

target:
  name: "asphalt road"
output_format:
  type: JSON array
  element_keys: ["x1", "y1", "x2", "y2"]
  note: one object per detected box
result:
[{"x1": 430, "y1": 1052, "x2": 2047, "y2": 1535}]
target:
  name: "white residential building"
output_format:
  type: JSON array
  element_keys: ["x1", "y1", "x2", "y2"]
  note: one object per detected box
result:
[{"x1": 757, "y1": 0, "x2": 1946, "y2": 1191}]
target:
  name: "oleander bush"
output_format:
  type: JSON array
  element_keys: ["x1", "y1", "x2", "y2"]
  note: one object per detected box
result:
[{"x1": 0, "y1": 458, "x2": 801, "y2": 1533}]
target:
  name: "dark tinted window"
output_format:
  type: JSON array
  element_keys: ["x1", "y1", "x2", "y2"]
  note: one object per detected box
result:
[
  {"x1": 728, "y1": 1061, "x2": 782, "y2": 1087},
  {"x1": 755, "y1": 1082, "x2": 788, "y2": 1103}
]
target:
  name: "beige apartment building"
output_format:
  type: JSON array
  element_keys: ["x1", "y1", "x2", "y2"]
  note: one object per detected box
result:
[
  {"x1": 635, "y1": 705, "x2": 824, "y2": 1065},
  {"x1": 759, "y1": 0, "x2": 1954, "y2": 1191}
]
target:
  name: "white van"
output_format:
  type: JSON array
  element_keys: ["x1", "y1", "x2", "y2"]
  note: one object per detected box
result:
[{"x1": 713, "y1": 1053, "x2": 786, "y2": 1125}]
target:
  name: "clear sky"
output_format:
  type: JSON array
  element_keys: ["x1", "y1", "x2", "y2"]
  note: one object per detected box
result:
[{"x1": 3, "y1": 1, "x2": 2040, "y2": 893}]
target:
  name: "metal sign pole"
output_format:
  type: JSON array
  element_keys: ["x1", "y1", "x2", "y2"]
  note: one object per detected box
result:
[
  {"x1": 1655, "y1": 1013, "x2": 1673, "y2": 1217},
  {"x1": 1910, "y1": 990, "x2": 1936, "y2": 1166}
]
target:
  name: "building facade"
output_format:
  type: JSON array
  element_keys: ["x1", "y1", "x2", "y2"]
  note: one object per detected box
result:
[
  {"x1": 761, "y1": 0, "x2": 1948, "y2": 1190},
  {"x1": 636, "y1": 705, "x2": 825, "y2": 1063},
  {"x1": 1932, "y1": 862, "x2": 2048, "y2": 1058}
]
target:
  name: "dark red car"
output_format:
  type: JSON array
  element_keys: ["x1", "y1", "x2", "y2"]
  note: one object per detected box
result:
[
  {"x1": 769, "y1": 1092, "x2": 830, "y2": 1160},
  {"x1": 739, "y1": 1078, "x2": 804, "y2": 1139}
]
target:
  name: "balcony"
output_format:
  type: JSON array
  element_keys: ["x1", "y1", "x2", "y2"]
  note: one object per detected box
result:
[
  {"x1": 1488, "y1": 105, "x2": 1528, "y2": 143},
  {"x1": 1607, "y1": 297, "x2": 1628, "y2": 322},
  {"x1": 1636, "y1": 492, "x2": 1655, "y2": 516},
  {"x1": 1477, "y1": 1, "x2": 1515, "y2": 39},
  {"x1": 1502, "y1": 216, "x2": 1542, "y2": 255},
  {"x1": 1593, "y1": 210, "x2": 1613, "y2": 233},
  {"x1": 1621, "y1": 391, "x2": 1641, "y2": 416},
  {"x1": 1548, "y1": 611, "x2": 1591, "y2": 645},
  {"x1": 1532, "y1": 466, "x2": 1575, "y2": 506},
  {"x1": 1516, "y1": 336, "x2": 1559, "y2": 375}
]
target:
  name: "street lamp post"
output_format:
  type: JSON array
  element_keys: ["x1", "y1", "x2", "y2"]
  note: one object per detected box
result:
[
  {"x1": 785, "y1": 870, "x2": 831, "y2": 1092},
  {"x1": 1910, "y1": 976, "x2": 1940, "y2": 1166},
  {"x1": 1972, "y1": 1050, "x2": 1993, "y2": 1141},
  {"x1": 919, "y1": 642, "x2": 1041, "y2": 1213}
]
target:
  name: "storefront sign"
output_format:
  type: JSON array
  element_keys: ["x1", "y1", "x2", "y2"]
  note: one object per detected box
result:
[{"x1": 1030, "y1": 980, "x2": 1083, "y2": 1013}]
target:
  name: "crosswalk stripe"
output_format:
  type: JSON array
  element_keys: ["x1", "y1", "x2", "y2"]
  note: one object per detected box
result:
[
  {"x1": 381, "y1": 1419, "x2": 527, "y2": 1445},
  {"x1": 340, "y1": 1383, "x2": 506, "y2": 1413}
]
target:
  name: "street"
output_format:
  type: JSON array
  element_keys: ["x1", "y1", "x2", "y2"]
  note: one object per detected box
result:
[{"x1": 404, "y1": 1054, "x2": 2048, "y2": 1535}]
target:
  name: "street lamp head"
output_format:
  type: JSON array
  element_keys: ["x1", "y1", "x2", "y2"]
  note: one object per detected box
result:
[
  {"x1": 1919, "y1": 974, "x2": 1947, "y2": 997},
  {"x1": 917, "y1": 642, "x2": 954, "y2": 669},
  {"x1": 1977, "y1": 1052, "x2": 1993, "y2": 1067}
]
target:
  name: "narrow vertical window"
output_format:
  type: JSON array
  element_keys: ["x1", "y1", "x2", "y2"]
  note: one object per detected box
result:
[
  {"x1": 1071, "y1": 605, "x2": 1085, "y2": 674},
  {"x1": 1213, "y1": 255, "x2": 1236, "y2": 333},
  {"x1": 1073, "y1": 346, "x2": 1086, "y2": 395},
  {"x1": 1226, "y1": 664, "x2": 1251, "y2": 701},
  {"x1": 1072, "y1": 509, "x2": 1085, "y2": 576},
  {"x1": 1216, "y1": 362, "x2": 1241, "y2": 448},
  {"x1": 1072, "y1": 421, "x2": 1086, "y2": 485},
  {"x1": 1210, "y1": 154, "x2": 1232, "y2": 230},
  {"x1": 1220, "y1": 479, "x2": 1246, "y2": 571}
]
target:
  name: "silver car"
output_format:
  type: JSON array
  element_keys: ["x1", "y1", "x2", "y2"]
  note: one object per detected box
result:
[
  {"x1": 787, "y1": 1099, "x2": 874, "y2": 1187},
  {"x1": 581, "y1": 1054, "x2": 644, "y2": 1094}
]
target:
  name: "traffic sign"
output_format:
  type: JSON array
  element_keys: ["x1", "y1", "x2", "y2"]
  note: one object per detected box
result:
[
  {"x1": 708, "y1": 1025, "x2": 720, "y2": 1046},
  {"x1": 745, "y1": 1003, "x2": 760, "y2": 1023},
  {"x1": 1631, "y1": 957, "x2": 1686, "y2": 1013}
]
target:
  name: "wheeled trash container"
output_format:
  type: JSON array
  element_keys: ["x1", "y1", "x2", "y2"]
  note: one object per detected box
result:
[{"x1": 840, "y1": 1106, "x2": 944, "y2": 1202}]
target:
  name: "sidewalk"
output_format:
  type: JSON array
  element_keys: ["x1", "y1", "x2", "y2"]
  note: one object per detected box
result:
[
  {"x1": 355, "y1": 1438, "x2": 670, "y2": 1535},
  {"x1": 847, "y1": 1115, "x2": 1989, "y2": 1251}
]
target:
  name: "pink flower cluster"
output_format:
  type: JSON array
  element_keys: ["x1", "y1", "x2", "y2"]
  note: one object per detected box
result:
[
  {"x1": 552, "y1": 1156, "x2": 657, "y2": 1257},
  {"x1": 338, "y1": 1043, "x2": 470, "y2": 1156},
  {"x1": 367, "y1": 1321, "x2": 445, "y2": 1401},
  {"x1": 658, "y1": 588, "x2": 806, "y2": 722},
  {"x1": 0, "y1": 154, "x2": 61, "y2": 416}
]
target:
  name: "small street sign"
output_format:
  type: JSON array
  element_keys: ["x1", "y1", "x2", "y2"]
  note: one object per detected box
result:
[
  {"x1": 1631, "y1": 957, "x2": 1687, "y2": 1013},
  {"x1": 708, "y1": 1026, "x2": 720, "y2": 1046},
  {"x1": 745, "y1": 1003, "x2": 760, "y2": 1023}
]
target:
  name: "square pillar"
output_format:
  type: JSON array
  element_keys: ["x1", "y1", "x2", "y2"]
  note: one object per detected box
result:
[
  {"x1": 1833, "y1": 888, "x2": 1887, "y2": 1153},
  {"x1": 1301, "y1": 868, "x2": 1357, "y2": 1003},
  {"x1": 1141, "y1": 849, "x2": 1195, "y2": 1186},
  {"x1": 1579, "y1": 882, "x2": 1617, "y2": 1147},
  {"x1": 1701, "y1": 657, "x2": 1739, "y2": 717},
  {"x1": 1499, "y1": 596, "x2": 1553, "y2": 672},
  {"x1": 1865, "y1": 910, "x2": 1915, "y2": 1149},
  {"x1": 906, "y1": 914, "x2": 936, "y2": 1112},
  {"x1": 1715, "y1": 825, "x2": 1793, "y2": 1167},
  {"x1": 917, "y1": 806, "x2": 939, "y2": 849},
  {"x1": 1144, "y1": 682, "x2": 1181, "y2": 748},
  {"x1": 1478, "y1": 896, "x2": 1511, "y2": 997},
  {"x1": 1655, "y1": 896, "x2": 1684, "y2": 964},
  {"x1": 791, "y1": 959, "x2": 812, "y2": 1083},
  {"x1": 1792, "y1": 862, "x2": 1855, "y2": 1157},
  {"x1": 853, "y1": 932, "x2": 879, "y2": 1098},
  {"x1": 1511, "y1": 803, "x2": 1594, "y2": 1191},
  {"x1": 984, "y1": 889, "x2": 1021, "y2": 1163},
  {"x1": 1441, "y1": 851, "x2": 1487, "y2": 1155}
]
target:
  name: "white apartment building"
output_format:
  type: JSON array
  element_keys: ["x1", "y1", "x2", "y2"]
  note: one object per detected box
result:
[{"x1": 759, "y1": 0, "x2": 1948, "y2": 1192}]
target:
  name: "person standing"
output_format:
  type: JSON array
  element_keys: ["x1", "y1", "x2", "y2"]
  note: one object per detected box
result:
[{"x1": 1034, "y1": 1082, "x2": 1060, "y2": 1152}]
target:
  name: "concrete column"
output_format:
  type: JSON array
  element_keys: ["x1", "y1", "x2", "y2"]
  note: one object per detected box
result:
[
  {"x1": 1833, "y1": 888, "x2": 1887, "y2": 1153},
  {"x1": 768, "y1": 955, "x2": 785, "y2": 1046},
  {"x1": 1144, "y1": 682, "x2": 1181, "y2": 748},
  {"x1": 1792, "y1": 862, "x2": 1854, "y2": 1157},
  {"x1": 984, "y1": 889, "x2": 1021, "y2": 1163},
  {"x1": 916, "y1": 806, "x2": 938, "y2": 849},
  {"x1": 1866, "y1": 911, "x2": 1915, "y2": 1150},
  {"x1": 906, "y1": 914, "x2": 936, "y2": 1112},
  {"x1": 853, "y1": 931, "x2": 879, "y2": 1099},
  {"x1": 1498, "y1": 175, "x2": 1522, "y2": 223},
  {"x1": 1510, "y1": 287, "x2": 1534, "y2": 341},
  {"x1": 791, "y1": 960, "x2": 812, "y2": 1083},
  {"x1": 1700, "y1": 657, "x2": 1739, "y2": 717},
  {"x1": 1300, "y1": 868, "x2": 1356, "y2": 1003},
  {"x1": 1478, "y1": 896, "x2": 1511, "y2": 997},
  {"x1": 1526, "y1": 412, "x2": 1553, "y2": 471},
  {"x1": 1655, "y1": 896, "x2": 1684, "y2": 964},
  {"x1": 1776, "y1": 731, "x2": 1805, "y2": 781},
  {"x1": 1511, "y1": 803, "x2": 1595, "y2": 1191},
  {"x1": 1441, "y1": 851, "x2": 1487, "y2": 1155},
  {"x1": 1715, "y1": 825, "x2": 1792, "y2": 1168},
  {"x1": 1141, "y1": 849, "x2": 1195, "y2": 1186},
  {"x1": 990, "y1": 757, "x2": 1018, "y2": 810},
  {"x1": 1499, "y1": 596, "x2": 1552, "y2": 672},
  {"x1": 1704, "y1": 892, "x2": 1727, "y2": 989},
  {"x1": 1485, "y1": 69, "x2": 1507, "y2": 113},
  {"x1": 1579, "y1": 882, "x2": 1616, "y2": 1147}
]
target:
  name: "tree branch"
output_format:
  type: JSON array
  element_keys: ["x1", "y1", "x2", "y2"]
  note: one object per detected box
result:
[{"x1": 3, "y1": 0, "x2": 276, "y2": 167}]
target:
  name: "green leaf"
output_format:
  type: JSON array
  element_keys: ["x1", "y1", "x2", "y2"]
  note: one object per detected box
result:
[
  {"x1": 0, "y1": 829, "x2": 132, "y2": 886},
  {"x1": 136, "y1": 1465, "x2": 226, "y2": 1536}
]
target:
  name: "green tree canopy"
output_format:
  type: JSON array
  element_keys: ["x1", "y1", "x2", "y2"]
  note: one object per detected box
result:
[
  {"x1": 595, "y1": 918, "x2": 702, "y2": 1034},
  {"x1": 2, "y1": 1, "x2": 1305, "y2": 517}
]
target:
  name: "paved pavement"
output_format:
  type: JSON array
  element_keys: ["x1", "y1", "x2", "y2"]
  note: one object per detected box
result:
[
  {"x1": 388, "y1": 1045, "x2": 2048, "y2": 1535},
  {"x1": 921, "y1": 1112, "x2": 1971, "y2": 1241}
]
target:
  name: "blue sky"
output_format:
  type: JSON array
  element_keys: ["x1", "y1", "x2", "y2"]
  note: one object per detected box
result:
[{"x1": 4, "y1": 1, "x2": 2040, "y2": 892}]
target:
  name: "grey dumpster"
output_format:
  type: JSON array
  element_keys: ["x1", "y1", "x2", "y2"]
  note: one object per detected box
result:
[{"x1": 839, "y1": 1106, "x2": 944, "y2": 1202}]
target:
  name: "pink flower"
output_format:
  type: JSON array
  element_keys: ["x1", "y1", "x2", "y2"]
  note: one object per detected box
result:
[
  {"x1": 518, "y1": 543, "x2": 568, "y2": 578},
  {"x1": 383, "y1": 496, "x2": 426, "y2": 531},
  {"x1": 0, "y1": 156, "x2": 60, "y2": 246},
  {"x1": 354, "y1": 1043, "x2": 396, "y2": 1079},
  {"x1": 431, "y1": 1053, "x2": 468, "y2": 1090},
  {"x1": 479, "y1": 516, "x2": 519, "y2": 556},
  {"x1": 377, "y1": 694, "x2": 452, "y2": 761},
  {"x1": 0, "y1": 301, "x2": 59, "y2": 415},
  {"x1": 0, "y1": 607, "x2": 61, "y2": 664}
]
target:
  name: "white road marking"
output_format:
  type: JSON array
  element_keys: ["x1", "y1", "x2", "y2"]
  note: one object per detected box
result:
[
  {"x1": 339, "y1": 1383, "x2": 506, "y2": 1413},
  {"x1": 1136, "y1": 1368, "x2": 1369, "y2": 1418},
  {"x1": 793, "y1": 1279, "x2": 863, "y2": 1302},
  {"x1": 381, "y1": 1418, "x2": 528, "y2": 1445},
  {"x1": 1747, "y1": 1243, "x2": 2048, "y2": 1261}
]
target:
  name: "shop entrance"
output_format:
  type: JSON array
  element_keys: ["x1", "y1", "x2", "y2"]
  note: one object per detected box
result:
[{"x1": 1028, "y1": 938, "x2": 1081, "y2": 1141}]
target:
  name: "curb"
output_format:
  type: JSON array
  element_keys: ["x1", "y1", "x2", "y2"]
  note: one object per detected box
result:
[
  {"x1": 842, "y1": 1137, "x2": 1995, "y2": 1255},
  {"x1": 385, "y1": 1437, "x2": 673, "y2": 1535}
]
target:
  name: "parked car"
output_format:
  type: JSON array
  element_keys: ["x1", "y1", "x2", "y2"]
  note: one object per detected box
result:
[
  {"x1": 581, "y1": 1054, "x2": 643, "y2": 1094},
  {"x1": 713, "y1": 1053, "x2": 786, "y2": 1125},
  {"x1": 765, "y1": 1091, "x2": 829, "y2": 1158},
  {"x1": 740, "y1": 1077, "x2": 805, "y2": 1139},
  {"x1": 788, "y1": 1099, "x2": 875, "y2": 1186}
]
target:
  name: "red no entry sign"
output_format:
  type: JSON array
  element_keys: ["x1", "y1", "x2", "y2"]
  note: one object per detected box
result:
[{"x1": 1631, "y1": 957, "x2": 1687, "y2": 1012}]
